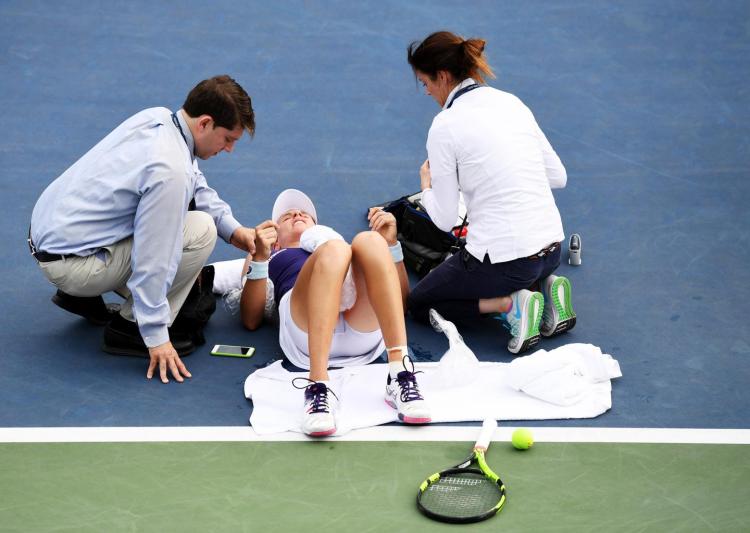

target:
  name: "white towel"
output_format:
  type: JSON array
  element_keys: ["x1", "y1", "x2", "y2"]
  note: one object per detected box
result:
[
  {"x1": 244, "y1": 343, "x2": 621, "y2": 435},
  {"x1": 299, "y1": 224, "x2": 345, "y2": 252},
  {"x1": 505, "y1": 343, "x2": 621, "y2": 406}
]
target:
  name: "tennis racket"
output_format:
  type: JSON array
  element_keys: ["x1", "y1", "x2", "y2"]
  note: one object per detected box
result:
[{"x1": 416, "y1": 419, "x2": 506, "y2": 523}]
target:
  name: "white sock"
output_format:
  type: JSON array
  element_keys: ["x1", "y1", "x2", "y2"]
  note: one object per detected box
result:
[
  {"x1": 391, "y1": 357, "x2": 417, "y2": 379},
  {"x1": 387, "y1": 346, "x2": 410, "y2": 378}
]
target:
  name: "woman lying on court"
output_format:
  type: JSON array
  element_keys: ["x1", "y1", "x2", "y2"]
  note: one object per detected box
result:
[{"x1": 239, "y1": 189, "x2": 431, "y2": 437}]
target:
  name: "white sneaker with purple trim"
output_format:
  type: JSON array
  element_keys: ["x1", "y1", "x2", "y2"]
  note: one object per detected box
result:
[
  {"x1": 385, "y1": 356, "x2": 431, "y2": 424},
  {"x1": 300, "y1": 381, "x2": 338, "y2": 437}
]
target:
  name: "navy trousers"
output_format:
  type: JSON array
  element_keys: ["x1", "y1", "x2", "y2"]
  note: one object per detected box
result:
[{"x1": 407, "y1": 245, "x2": 561, "y2": 325}]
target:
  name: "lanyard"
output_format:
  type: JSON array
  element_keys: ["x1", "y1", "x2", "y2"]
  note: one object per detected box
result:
[
  {"x1": 171, "y1": 112, "x2": 189, "y2": 148},
  {"x1": 172, "y1": 112, "x2": 197, "y2": 209},
  {"x1": 446, "y1": 83, "x2": 480, "y2": 109}
]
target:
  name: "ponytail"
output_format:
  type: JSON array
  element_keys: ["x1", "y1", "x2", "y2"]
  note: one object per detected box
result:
[
  {"x1": 460, "y1": 38, "x2": 493, "y2": 84},
  {"x1": 408, "y1": 31, "x2": 495, "y2": 84}
]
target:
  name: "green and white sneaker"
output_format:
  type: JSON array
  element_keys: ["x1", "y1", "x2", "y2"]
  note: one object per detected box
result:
[
  {"x1": 500, "y1": 289, "x2": 544, "y2": 354},
  {"x1": 540, "y1": 274, "x2": 576, "y2": 337}
]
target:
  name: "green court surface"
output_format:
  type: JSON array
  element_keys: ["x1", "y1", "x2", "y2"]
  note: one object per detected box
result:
[{"x1": 1, "y1": 441, "x2": 748, "y2": 532}]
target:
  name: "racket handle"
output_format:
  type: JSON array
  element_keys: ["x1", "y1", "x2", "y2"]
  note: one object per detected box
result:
[{"x1": 474, "y1": 418, "x2": 497, "y2": 451}]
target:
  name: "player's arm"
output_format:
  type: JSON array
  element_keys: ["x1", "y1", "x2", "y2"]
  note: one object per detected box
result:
[
  {"x1": 534, "y1": 121, "x2": 567, "y2": 189},
  {"x1": 130, "y1": 165, "x2": 192, "y2": 383},
  {"x1": 421, "y1": 122, "x2": 460, "y2": 232},
  {"x1": 368, "y1": 207, "x2": 409, "y2": 306},
  {"x1": 395, "y1": 256, "x2": 409, "y2": 306},
  {"x1": 240, "y1": 220, "x2": 278, "y2": 330}
]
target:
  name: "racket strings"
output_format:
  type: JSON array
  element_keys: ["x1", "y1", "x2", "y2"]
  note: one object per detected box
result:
[{"x1": 420, "y1": 472, "x2": 503, "y2": 519}]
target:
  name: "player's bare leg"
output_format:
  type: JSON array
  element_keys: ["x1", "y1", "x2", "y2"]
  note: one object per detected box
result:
[
  {"x1": 290, "y1": 240, "x2": 351, "y2": 436},
  {"x1": 346, "y1": 231, "x2": 431, "y2": 424}
]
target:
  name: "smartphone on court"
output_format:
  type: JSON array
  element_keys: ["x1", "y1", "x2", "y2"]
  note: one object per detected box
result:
[{"x1": 210, "y1": 344, "x2": 256, "y2": 358}]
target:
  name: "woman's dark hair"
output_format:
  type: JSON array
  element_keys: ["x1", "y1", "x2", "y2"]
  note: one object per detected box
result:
[
  {"x1": 183, "y1": 75, "x2": 255, "y2": 136},
  {"x1": 407, "y1": 31, "x2": 494, "y2": 84}
]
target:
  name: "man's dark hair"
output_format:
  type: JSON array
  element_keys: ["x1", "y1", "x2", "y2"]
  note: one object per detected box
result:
[{"x1": 183, "y1": 75, "x2": 255, "y2": 136}]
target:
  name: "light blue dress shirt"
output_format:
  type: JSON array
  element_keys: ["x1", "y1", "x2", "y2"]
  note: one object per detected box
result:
[{"x1": 31, "y1": 107, "x2": 242, "y2": 346}]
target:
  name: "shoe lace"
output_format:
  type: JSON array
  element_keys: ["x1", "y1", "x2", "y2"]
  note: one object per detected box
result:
[
  {"x1": 292, "y1": 378, "x2": 338, "y2": 414},
  {"x1": 395, "y1": 356, "x2": 424, "y2": 402}
]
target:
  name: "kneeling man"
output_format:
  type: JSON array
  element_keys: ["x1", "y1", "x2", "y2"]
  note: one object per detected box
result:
[{"x1": 30, "y1": 75, "x2": 258, "y2": 384}]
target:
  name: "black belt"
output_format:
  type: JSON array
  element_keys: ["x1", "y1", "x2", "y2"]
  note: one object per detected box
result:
[
  {"x1": 526, "y1": 242, "x2": 559, "y2": 260},
  {"x1": 463, "y1": 242, "x2": 561, "y2": 266},
  {"x1": 33, "y1": 251, "x2": 71, "y2": 262},
  {"x1": 28, "y1": 228, "x2": 74, "y2": 263}
]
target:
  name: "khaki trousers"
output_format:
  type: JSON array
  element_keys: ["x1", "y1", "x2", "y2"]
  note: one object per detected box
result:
[{"x1": 38, "y1": 211, "x2": 217, "y2": 324}]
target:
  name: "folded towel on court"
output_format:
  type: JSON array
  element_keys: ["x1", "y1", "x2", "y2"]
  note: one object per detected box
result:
[
  {"x1": 505, "y1": 343, "x2": 621, "y2": 406},
  {"x1": 244, "y1": 343, "x2": 621, "y2": 435}
]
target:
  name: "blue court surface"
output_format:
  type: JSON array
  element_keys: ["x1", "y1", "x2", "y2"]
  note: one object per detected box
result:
[
  {"x1": 2, "y1": 0, "x2": 749, "y2": 429},
  {"x1": 1, "y1": 0, "x2": 749, "y2": 449}
]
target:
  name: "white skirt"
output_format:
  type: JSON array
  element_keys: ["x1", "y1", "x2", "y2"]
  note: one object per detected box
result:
[{"x1": 277, "y1": 289, "x2": 385, "y2": 370}]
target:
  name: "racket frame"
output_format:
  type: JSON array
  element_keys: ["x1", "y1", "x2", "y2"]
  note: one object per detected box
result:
[{"x1": 416, "y1": 447, "x2": 507, "y2": 524}]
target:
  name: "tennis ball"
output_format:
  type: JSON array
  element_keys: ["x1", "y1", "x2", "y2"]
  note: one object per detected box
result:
[{"x1": 512, "y1": 428, "x2": 534, "y2": 450}]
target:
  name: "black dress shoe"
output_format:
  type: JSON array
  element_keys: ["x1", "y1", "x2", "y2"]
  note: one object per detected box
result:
[
  {"x1": 51, "y1": 290, "x2": 121, "y2": 326},
  {"x1": 102, "y1": 314, "x2": 195, "y2": 358},
  {"x1": 170, "y1": 264, "x2": 216, "y2": 346}
]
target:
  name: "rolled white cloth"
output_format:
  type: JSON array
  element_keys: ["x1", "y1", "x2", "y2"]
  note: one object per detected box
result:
[
  {"x1": 211, "y1": 258, "x2": 246, "y2": 294},
  {"x1": 210, "y1": 258, "x2": 276, "y2": 320},
  {"x1": 506, "y1": 344, "x2": 622, "y2": 406},
  {"x1": 299, "y1": 224, "x2": 345, "y2": 252}
]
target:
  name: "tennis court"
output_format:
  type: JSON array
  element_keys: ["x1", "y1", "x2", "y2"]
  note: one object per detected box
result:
[
  {"x1": 2, "y1": 1, "x2": 749, "y2": 531},
  {"x1": 2, "y1": 435, "x2": 748, "y2": 531}
]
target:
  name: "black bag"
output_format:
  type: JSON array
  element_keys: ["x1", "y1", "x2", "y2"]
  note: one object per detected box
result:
[
  {"x1": 171, "y1": 264, "x2": 217, "y2": 346},
  {"x1": 377, "y1": 193, "x2": 467, "y2": 278}
]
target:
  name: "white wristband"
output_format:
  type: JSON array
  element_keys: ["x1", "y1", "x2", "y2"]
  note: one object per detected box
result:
[
  {"x1": 389, "y1": 241, "x2": 403, "y2": 263},
  {"x1": 246, "y1": 260, "x2": 269, "y2": 280}
]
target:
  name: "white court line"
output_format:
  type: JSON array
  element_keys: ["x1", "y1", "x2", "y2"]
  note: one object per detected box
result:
[{"x1": 1, "y1": 426, "x2": 749, "y2": 444}]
